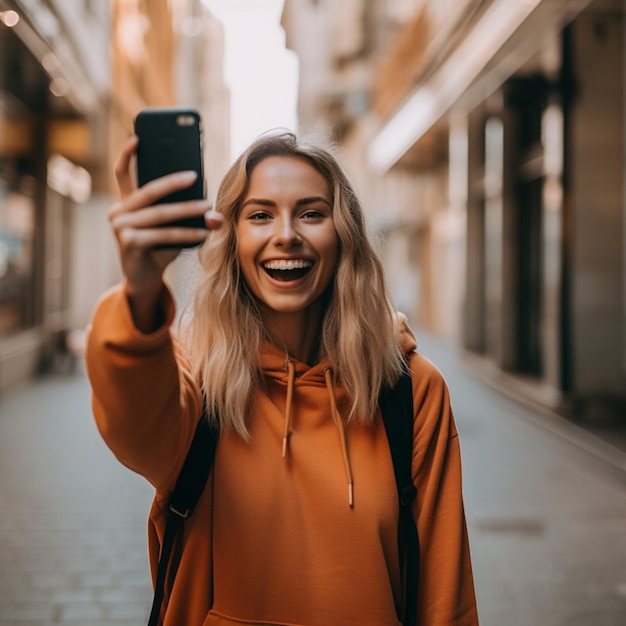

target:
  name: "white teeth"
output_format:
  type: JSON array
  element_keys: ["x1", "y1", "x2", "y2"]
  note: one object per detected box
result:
[{"x1": 263, "y1": 259, "x2": 313, "y2": 271}]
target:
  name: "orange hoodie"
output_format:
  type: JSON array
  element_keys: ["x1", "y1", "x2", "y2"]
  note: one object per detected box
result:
[{"x1": 86, "y1": 285, "x2": 478, "y2": 626}]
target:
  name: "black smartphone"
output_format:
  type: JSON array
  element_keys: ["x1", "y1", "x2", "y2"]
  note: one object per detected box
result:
[{"x1": 134, "y1": 107, "x2": 205, "y2": 231}]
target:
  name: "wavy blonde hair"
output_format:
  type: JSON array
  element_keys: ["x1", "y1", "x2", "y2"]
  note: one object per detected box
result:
[{"x1": 181, "y1": 131, "x2": 404, "y2": 439}]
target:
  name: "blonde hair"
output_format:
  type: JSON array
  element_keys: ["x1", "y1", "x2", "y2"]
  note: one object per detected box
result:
[{"x1": 181, "y1": 130, "x2": 404, "y2": 439}]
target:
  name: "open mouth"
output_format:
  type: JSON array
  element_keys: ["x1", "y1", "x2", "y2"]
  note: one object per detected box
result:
[{"x1": 263, "y1": 259, "x2": 313, "y2": 282}]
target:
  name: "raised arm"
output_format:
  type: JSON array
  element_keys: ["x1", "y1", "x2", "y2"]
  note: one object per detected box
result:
[{"x1": 85, "y1": 136, "x2": 223, "y2": 491}]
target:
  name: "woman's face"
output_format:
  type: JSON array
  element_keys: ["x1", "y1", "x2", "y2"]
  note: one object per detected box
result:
[{"x1": 236, "y1": 155, "x2": 339, "y2": 318}]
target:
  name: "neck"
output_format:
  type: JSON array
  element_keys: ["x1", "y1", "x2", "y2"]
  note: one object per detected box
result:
[{"x1": 261, "y1": 303, "x2": 325, "y2": 365}]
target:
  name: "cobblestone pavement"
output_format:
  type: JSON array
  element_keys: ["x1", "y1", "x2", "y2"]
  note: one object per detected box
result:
[
  {"x1": 419, "y1": 334, "x2": 626, "y2": 626},
  {"x1": 0, "y1": 366, "x2": 153, "y2": 626},
  {"x1": 1, "y1": 339, "x2": 626, "y2": 626}
]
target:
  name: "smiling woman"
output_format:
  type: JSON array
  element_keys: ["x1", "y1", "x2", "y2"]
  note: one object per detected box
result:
[
  {"x1": 85, "y1": 129, "x2": 479, "y2": 626},
  {"x1": 187, "y1": 131, "x2": 402, "y2": 432}
]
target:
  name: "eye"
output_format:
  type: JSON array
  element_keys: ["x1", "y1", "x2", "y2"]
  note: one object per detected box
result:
[
  {"x1": 248, "y1": 210, "x2": 272, "y2": 221},
  {"x1": 300, "y1": 209, "x2": 326, "y2": 220}
]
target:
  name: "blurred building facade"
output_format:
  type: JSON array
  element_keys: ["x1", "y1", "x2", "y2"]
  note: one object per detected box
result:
[
  {"x1": 282, "y1": 0, "x2": 626, "y2": 420},
  {"x1": 0, "y1": 0, "x2": 229, "y2": 394}
]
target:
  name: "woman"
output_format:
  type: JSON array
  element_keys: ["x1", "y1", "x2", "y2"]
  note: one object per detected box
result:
[{"x1": 86, "y1": 130, "x2": 479, "y2": 625}]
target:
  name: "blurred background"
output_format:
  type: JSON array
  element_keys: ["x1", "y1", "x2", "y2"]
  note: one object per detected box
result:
[
  {"x1": 1, "y1": 0, "x2": 625, "y2": 432},
  {"x1": 0, "y1": 1, "x2": 625, "y2": 625}
]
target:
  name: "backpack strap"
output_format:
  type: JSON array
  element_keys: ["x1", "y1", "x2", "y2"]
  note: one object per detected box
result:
[
  {"x1": 379, "y1": 369, "x2": 419, "y2": 626},
  {"x1": 148, "y1": 411, "x2": 219, "y2": 626}
]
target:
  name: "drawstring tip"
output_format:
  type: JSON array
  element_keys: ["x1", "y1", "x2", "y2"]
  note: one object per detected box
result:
[
  {"x1": 282, "y1": 436, "x2": 288, "y2": 458},
  {"x1": 348, "y1": 483, "x2": 354, "y2": 508}
]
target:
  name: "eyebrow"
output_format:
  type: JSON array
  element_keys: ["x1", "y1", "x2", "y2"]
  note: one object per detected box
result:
[{"x1": 241, "y1": 196, "x2": 332, "y2": 209}]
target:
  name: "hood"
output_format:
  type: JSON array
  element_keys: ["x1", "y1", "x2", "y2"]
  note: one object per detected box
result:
[
  {"x1": 258, "y1": 311, "x2": 417, "y2": 383},
  {"x1": 395, "y1": 312, "x2": 417, "y2": 355},
  {"x1": 257, "y1": 312, "x2": 416, "y2": 508}
]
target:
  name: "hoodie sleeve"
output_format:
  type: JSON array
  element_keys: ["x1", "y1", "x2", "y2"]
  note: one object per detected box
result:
[
  {"x1": 409, "y1": 352, "x2": 479, "y2": 625},
  {"x1": 84, "y1": 284, "x2": 202, "y2": 495}
]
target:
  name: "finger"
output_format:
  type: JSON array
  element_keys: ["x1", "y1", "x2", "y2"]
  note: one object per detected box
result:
[
  {"x1": 107, "y1": 200, "x2": 124, "y2": 223},
  {"x1": 115, "y1": 135, "x2": 139, "y2": 199},
  {"x1": 112, "y1": 199, "x2": 210, "y2": 229},
  {"x1": 136, "y1": 170, "x2": 198, "y2": 208},
  {"x1": 118, "y1": 225, "x2": 208, "y2": 251},
  {"x1": 204, "y1": 210, "x2": 224, "y2": 230},
  {"x1": 109, "y1": 173, "x2": 203, "y2": 228}
]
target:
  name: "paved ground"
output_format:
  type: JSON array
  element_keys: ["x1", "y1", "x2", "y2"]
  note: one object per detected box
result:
[
  {"x1": 419, "y1": 335, "x2": 626, "y2": 626},
  {"x1": 1, "y1": 336, "x2": 625, "y2": 626},
  {"x1": 0, "y1": 366, "x2": 153, "y2": 626}
]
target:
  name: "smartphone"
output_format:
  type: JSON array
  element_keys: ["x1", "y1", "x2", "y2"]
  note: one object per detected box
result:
[{"x1": 134, "y1": 107, "x2": 206, "y2": 232}]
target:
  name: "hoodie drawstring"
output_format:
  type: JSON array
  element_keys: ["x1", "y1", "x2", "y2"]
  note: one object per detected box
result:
[
  {"x1": 280, "y1": 361, "x2": 354, "y2": 508},
  {"x1": 324, "y1": 367, "x2": 355, "y2": 508},
  {"x1": 282, "y1": 360, "x2": 296, "y2": 458}
]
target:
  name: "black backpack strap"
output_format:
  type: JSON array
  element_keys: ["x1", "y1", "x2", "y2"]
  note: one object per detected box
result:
[
  {"x1": 379, "y1": 369, "x2": 419, "y2": 626},
  {"x1": 147, "y1": 410, "x2": 219, "y2": 626}
]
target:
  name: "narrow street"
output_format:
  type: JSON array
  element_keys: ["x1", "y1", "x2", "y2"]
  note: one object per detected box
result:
[{"x1": 1, "y1": 335, "x2": 625, "y2": 626}]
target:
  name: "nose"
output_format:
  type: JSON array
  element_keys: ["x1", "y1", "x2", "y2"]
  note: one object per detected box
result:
[{"x1": 274, "y1": 215, "x2": 302, "y2": 246}]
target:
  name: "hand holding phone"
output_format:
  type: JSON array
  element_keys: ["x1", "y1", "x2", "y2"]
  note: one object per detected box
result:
[{"x1": 109, "y1": 132, "x2": 223, "y2": 332}]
